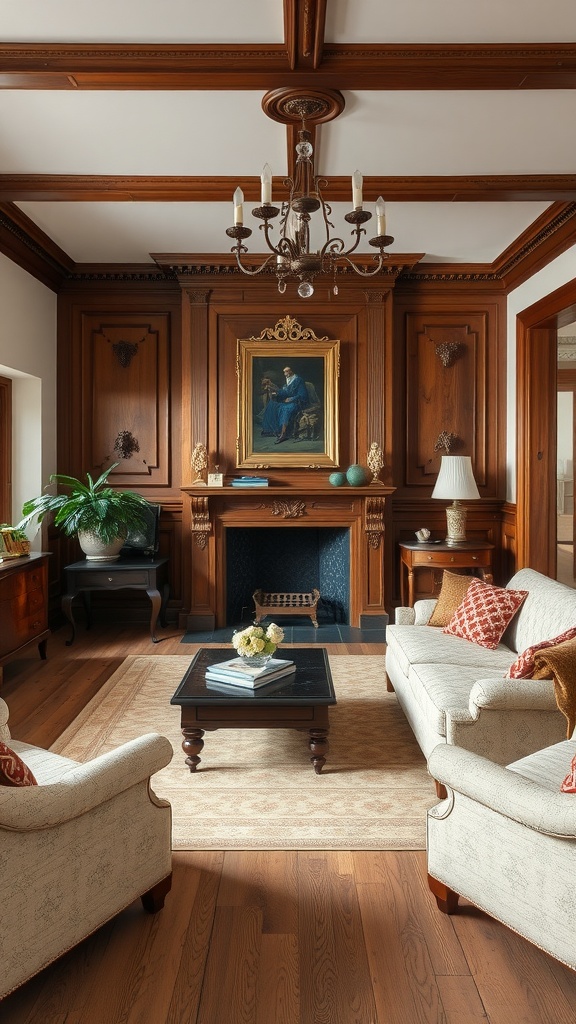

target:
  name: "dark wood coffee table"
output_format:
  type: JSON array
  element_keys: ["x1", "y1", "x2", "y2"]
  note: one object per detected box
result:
[{"x1": 170, "y1": 647, "x2": 337, "y2": 774}]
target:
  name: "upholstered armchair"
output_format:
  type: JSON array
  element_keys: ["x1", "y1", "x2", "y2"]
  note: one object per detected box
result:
[
  {"x1": 0, "y1": 697, "x2": 173, "y2": 999},
  {"x1": 427, "y1": 740, "x2": 576, "y2": 970}
]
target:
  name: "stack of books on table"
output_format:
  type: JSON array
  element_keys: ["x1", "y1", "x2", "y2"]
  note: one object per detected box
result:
[
  {"x1": 205, "y1": 656, "x2": 295, "y2": 689},
  {"x1": 230, "y1": 476, "x2": 269, "y2": 487}
]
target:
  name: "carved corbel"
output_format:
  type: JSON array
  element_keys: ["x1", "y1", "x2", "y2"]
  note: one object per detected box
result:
[
  {"x1": 365, "y1": 497, "x2": 385, "y2": 549},
  {"x1": 191, "y1": 496, "x2": 211, "y2": 549}
]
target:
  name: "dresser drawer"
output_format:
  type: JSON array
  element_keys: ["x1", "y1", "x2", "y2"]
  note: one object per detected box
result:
[
  {"x1": 410, "y1": 549, "x2": 492, "y2": 568},
  {"x1": 73, "y1": 569, "x2": 152, "y2": 589},
  {"x1": 0, "y1": 564, "x2": 46, "y2": 601}
]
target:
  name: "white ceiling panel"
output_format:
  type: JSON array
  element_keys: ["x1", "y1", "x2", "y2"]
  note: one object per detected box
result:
[
  {"x1": 326, "y1": 0, "x2": 576, "y2": 43},
  {"x1": 16, "y1": 200, "x2": 550, "y2": 265},
  {"x1": 0, "y1": 0, "x2": 283, "y2": 43},
  {"x1": 0, "y1": 92, "x2": 287, "y2": 176}
]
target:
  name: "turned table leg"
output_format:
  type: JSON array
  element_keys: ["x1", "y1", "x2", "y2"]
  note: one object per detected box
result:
[
  {"x1": 182, "y1": 727, "x2": 204, "y2": 771},
  {"x1": 309, "y1": 728, "x2": 329, "y2": 774}
]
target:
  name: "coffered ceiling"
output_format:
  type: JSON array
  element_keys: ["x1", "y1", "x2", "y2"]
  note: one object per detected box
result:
[{"x1": 1, "y1": 0, "x2": 575, "y2": 273}]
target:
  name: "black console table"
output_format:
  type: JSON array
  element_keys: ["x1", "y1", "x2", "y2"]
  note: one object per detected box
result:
[{"x1": 62, "y1": 556, "x2": 169, "y2": 645}]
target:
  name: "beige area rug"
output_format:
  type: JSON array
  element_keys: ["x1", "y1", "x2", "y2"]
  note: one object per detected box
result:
[{"x1": 52, "y1": 655, "x2": 437, "y2": 851}]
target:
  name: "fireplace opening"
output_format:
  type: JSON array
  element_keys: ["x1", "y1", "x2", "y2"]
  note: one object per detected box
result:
[{"x1": 226, "y1": 527, "x2": 350, "y2": 626}]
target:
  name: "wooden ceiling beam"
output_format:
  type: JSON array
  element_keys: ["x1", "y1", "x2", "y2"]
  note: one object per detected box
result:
[
  {"x1": 1, "y1": 43, "x2": 576, "y2": 90},
  {"x1": 2, "y1": 174, "x2": 576, "y2": 203}
]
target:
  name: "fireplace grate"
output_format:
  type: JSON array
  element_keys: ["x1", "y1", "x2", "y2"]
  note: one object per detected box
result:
[{"x1": 253, "y1": 588, "x2": 320, "y2": 629}]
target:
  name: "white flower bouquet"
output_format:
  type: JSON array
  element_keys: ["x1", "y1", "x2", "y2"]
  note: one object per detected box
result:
[{"x1": 232, "y1": 622, "x2": 285, "y2": 659}]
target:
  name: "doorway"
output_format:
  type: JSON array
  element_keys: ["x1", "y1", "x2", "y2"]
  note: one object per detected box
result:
[
  {"x1": 517, "y1": 278, "x2": 576, "y2": 578},
  {"x1": 557, "y1": 332, "x2": 576, "y2": 587}
]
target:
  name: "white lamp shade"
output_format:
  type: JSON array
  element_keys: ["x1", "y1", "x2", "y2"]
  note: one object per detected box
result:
[{"x1": 431, "y1": 456, "x2": 480, "y2": 500}]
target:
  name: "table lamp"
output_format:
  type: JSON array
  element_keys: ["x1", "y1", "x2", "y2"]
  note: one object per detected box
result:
[{"x1": 431, "y1": 455, "x2": 480, "y2": 545}]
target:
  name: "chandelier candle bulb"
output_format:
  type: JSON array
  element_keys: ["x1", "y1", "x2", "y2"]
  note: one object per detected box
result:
[
  {"x1": 352, "y1": 170, "x2": 363, "y2": 209},
  {"x1": 261, "y1": 163, "x2": 272, "y2": 205},
  {"x1": 376, "y1": 196, "x2": 386, "y2": 236},
  {"x1": 233, "y1": 187, "x2": 244, "y2": 225}
]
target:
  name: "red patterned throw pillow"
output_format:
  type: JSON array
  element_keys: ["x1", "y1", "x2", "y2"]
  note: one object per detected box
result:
[
  {"x1": 0, "y1": 741, "x2": 37, "y2": 787},
  {"x1": 508, "y1": 625, "x2": 576, "y2": 679},
  {"x1": 443, "y1": 578, "x2": 528, "y2": 650}
]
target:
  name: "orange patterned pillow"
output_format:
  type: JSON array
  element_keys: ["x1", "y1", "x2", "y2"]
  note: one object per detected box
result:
[
  {"x1": 508, "y1": 625, "x2": 576, "y2": 679},
  {"x1": 443, "y1": 579, "x2": 528, "y2": 650},
  {"x1": 428, "y1": 571, "x2": 476, "y2": 627},
  {"x1": 561, "y1": 751, "x2": 576, "y2": 793},
  {"x1": 0, "y1": 741, "x2": 37, "y2": 787}
]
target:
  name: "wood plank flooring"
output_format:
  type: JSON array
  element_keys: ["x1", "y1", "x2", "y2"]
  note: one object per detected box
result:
[{"x1": 2, "y1": 622, "x2": 576, "y2": 1024}]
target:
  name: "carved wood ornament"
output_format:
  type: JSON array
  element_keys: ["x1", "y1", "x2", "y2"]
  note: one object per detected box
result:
[
  {"x1": 191, "y1": 497, "x2": 210, "y2": 549},
  {"x1": 365, "y1": 497, "x2": 385, "y2": 549},
  {"x1": 249, "y1": 316, "x2": 329, "y2": 344},
  {"x1": 272, "y1": 500, "x2": 307, "y2": 519}
]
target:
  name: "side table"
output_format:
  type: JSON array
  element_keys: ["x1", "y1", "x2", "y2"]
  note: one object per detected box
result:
[
  {"x1": 399, "y1": 541, "x2": 494, "y2": 607},
  {"x1": 62, "y1": 556, "x2": 169, "y2": 645}
]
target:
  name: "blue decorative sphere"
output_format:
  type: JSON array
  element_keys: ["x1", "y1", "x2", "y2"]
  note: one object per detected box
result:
[
  {"x1": 329, "y1": 471, "x2": 346, "y2": 487},
  {"x1": 346, "y1": 464, "x2": 368, "y2": 486}
]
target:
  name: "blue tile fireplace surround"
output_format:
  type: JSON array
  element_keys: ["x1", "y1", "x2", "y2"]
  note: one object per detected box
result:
[{"x1": 226, "y1": 527, "x2": 350, "y2": 626}]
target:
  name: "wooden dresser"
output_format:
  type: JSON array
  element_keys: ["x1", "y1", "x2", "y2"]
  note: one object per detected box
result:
[{"x1": 0, "y1": 553, "x2": 50, "y2": 680}]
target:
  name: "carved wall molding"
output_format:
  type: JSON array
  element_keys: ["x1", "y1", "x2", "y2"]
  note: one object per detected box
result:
[
  {"x1": 191, "y1": 496, "x2": 210, "y2": 549},
  {"x1": 434, "y1": 431, "x2": 460, "y2": 454},
  {"x1": 435, "y1": 342, "x2": 462, "y2": 368},
  {"x1": 110, "y1": 338, "x2": 144, "y2": 368}
]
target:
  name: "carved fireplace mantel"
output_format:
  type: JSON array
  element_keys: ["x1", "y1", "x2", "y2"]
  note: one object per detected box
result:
[{"x1": 182, "y1": 484, "x2": 395, "y2": 630}]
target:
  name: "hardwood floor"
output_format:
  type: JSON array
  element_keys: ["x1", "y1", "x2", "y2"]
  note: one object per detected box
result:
[{"x1": 3, "y1": 622, "x2": 576, "y2": 1024}]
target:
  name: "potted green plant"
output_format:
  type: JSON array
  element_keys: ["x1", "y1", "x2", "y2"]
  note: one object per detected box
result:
[{"x1": 18, "y1": 463, "x2": 150, "y2": 561}]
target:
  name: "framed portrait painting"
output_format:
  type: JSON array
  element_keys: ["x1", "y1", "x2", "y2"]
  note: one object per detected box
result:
[{"x1": 236, "y1": 334, "x2": 340, "y2": 469}]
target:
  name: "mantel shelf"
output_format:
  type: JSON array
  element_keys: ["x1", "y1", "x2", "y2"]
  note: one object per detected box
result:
[{"x1": 182, "y1": 485, "x2": 396, "y2": 497}]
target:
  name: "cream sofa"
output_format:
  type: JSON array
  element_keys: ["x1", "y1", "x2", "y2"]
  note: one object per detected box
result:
[
  {"x1": 0, "y1": 698, "x2": 173, "y2": 999},
  {"x1": 427, "y1": 739, "x2": 576, "y2": 970},
  {"x1": 385, "y1": 568, "x2": 576, "y2": 766}
]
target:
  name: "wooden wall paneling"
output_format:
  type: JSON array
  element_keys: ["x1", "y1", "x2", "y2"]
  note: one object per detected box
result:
[
  {"x1": 80, "y1": 313, "x2": 170, "y2": 487},
  {"x1": 179, "y1": 286, "x2": 213, "y2": 628},
  {"x1": 405, "y1": 312, "x2": 488, "y2": 486},
  {"x1": 501, "y1": 502, "x2": 517, "y2": 584}
]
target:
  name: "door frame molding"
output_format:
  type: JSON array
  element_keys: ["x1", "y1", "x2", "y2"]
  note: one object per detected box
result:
[{"x1": 516, "y1": 278, "x2": 576, "y2": 573}]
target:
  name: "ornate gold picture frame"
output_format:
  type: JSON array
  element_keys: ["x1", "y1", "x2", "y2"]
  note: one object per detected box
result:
[{"x1": 236, "y1": 317, "x2": 340, "y2": 469}]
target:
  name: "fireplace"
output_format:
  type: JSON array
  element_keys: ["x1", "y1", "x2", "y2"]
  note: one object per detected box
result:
[
  {"x1": 226, "y1": 527, "x2": 350, "y2": 625},
  {"x1": 184, "y1": 485, "x2": 392, "y2": 630}
]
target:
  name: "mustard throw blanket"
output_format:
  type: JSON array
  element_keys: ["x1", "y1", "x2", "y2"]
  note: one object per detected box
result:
[{"x1": 532, "y1": 636, "x2": 576, "y2": 737}]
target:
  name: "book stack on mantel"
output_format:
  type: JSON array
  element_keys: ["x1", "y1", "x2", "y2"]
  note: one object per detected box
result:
[
  {"x1": 205, "y1": 656, "x2": 295, "y2": 690},
  {"x1": 230, "y1": 476, "x2": 269, "y2": 487}
]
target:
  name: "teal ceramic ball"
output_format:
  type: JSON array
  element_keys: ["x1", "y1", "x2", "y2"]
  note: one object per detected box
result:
[
  {"x1": 329, "y1": 471, "x2": 346, "y2": 487},
  {"x1": 346, "y1": 464, "x2": 368, "y2": 486}
]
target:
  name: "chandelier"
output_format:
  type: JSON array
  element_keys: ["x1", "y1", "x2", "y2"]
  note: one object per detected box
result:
[{"x1": 225, "y1": 91, "x2": 394, "y2": 299}]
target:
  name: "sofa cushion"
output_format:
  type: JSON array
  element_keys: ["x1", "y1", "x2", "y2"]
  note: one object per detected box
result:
[
  {"x1": 407, "y1": 663, "x2": 501, "y2": 738},
  {"x1": 504, "y1": 569, "x2": 576, "y2": 655},
  {"x1": 508, "y1": 625, "x2": 576, "y2": 679},
  {"x1": 386, "y1": 623, "x2": 515, "y2": 679},
  {"x1": 428, "y1": 571, "x2": 475, "y2": 627},
  {"x1": 9, "y1": 740, "x2": 80, "y2": 784},
  {"x1": 507, "y1": 738, "x2": 576, "y2": 792},
  {"x1": 0, "y1": 740, "x2": 37, "y2": 787},
  {"x1": 443, "y1": 579, "x2": 528, "y2": 650}
]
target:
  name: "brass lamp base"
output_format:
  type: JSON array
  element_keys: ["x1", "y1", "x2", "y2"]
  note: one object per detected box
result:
[{"x1": 444, "y1": 500, "x2": 468, "y2": 545}]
